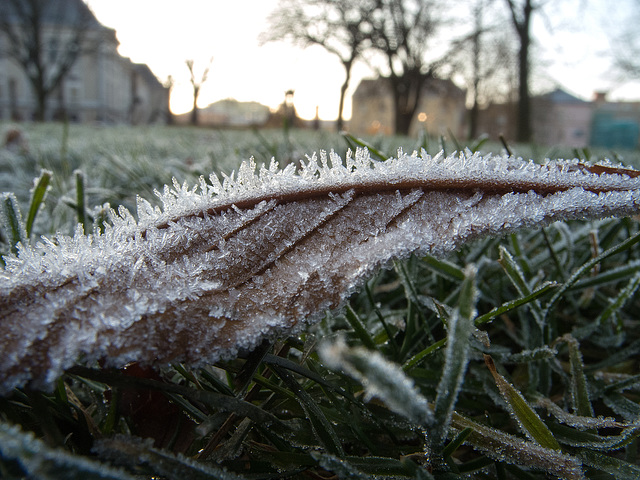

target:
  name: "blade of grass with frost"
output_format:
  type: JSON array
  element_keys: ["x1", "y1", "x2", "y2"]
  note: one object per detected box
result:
[
  {"x1": 474, "y1": 281, "x2": 558, "y2": 326},
  {"x1": 432, "y1": 265, "x2": 477, "y2": 446},
  {"x1": 595, "y1": 271, "x2": 640, "y2": 328},
  {"x1": 3, "y1": 149, "x2": 640, "y2": 393},
  {"x1": 403, "y1": 282, "x2": 557, "y2": 372},
  {"x1": 576, "y1": 449, "x2": 640, "y2": 480},
  {"x1": 319, "y1": 339, "x2": 434, "y2": 427},
  {"x1": 74, "y1": 170, "x2": 89, "y2": 234},
  {"x1": 498, "y1": 246, "x2": 545, "y2": 327},
  {"x1": 0, "y1": 421, "x2": 137, "y2": 480},
  {"x1": 556, "y1": 335, "x2": 594, "y2": 417},
  {"x1": 536, "y1": 396, "x2": 626, "y2": 430},
  {"x1": 93, "y1": 434, "x2": 249, "y2": 480},
  {"x1": 544, "y1": 228, "x2": 640, "y2": 321},
  {"x1": 484, "y1": 355, "x2": 561, "y2": 451},
  {"x1": 0, "y1": 192, "x2": 27, "y2": 255},
  {"x1": 271, "y1": 365, "x2": 345, "y2": 457},
  {"x1": 449, "y1": 412, "x2": 584, "y2": 480},
  {"x1": 310, "y1": 452, "x2": 371, "y2": 480},
  {"x1": 547, "y1": 421, "x2": 640, "y2": 451}
]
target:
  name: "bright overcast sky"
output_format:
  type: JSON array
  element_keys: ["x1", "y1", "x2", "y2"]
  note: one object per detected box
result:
[{"x1": 85, "y1": 0, "x2": 639, "y2": 121}]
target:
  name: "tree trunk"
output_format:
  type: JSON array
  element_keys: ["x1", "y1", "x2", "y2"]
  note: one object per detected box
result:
[
  {"x1": 469, "y1": 2, "x2": 482, "y2": 140},
  {"x1": 469, "y1": 100, "x2": 479, "y2": 140},
  {"x1": 507, "y1": 0, "x2": 533, "y2": 143},
  {"x1": 516, "y1": 28, "x2": 531, "y2": 142},
  {"x1": 34, "y1": 86, "x2": 47, "y2": 122},
  {"x1": 390, "y1": 72, "x2": 426, "y2": 137},
  {"x1": 336, "y1": 61, "x2": 352, "y2": 132},
  {"x1": 190, "y1": 86, "x2": 199, "y2": 126}
]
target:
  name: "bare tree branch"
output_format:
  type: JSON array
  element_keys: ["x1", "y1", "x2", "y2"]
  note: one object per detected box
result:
[
  {"x1": 185, "y1": 57, "x2": 213, "y2": 126},
  {"x1": 0, "y1": 0, "x2": 98, "y2": 121},
  {"x1": 262, "y1": 0, "x2": 376, "y2": 131}
]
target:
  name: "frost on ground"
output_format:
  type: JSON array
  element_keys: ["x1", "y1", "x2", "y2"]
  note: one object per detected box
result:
[{"x1": 2, "y1": 148, "x2": 640, "y2": 393}]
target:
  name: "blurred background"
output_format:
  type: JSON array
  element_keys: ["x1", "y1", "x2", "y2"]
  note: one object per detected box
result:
[{"x1": 1, "y1": 0, "x2": 640, "y2": 149}]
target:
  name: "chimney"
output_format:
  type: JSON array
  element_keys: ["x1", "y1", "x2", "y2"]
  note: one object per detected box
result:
[{"x1": 594, "y1": 91, "x2": 607, "y2": 103}]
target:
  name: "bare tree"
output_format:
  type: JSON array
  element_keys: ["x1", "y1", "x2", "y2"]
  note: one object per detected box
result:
[
  {"x1": 164, "y1": 75, "x2": 175, "y2": 125},
  {"x1": 263, "y1": 0, "x2": 376, "y2": 132},
  {"x1": 369, "y1": 0, "x2": 449, "y2": 135},
  {"x1": 504, "y1": 0, "x2": 540, "y2": 142},
  {"x1": 0, "y1": 0, "x2": 97, "y2": 121},
  {"x1": 186, "y1": 57, "x2": 212, "y2": 126},
  {"x1": 610, "y1": 1, "x2": 640, "y2": 80},
  {"x1": 446, "y1": 0, "x2": 515, "y2": 139}
]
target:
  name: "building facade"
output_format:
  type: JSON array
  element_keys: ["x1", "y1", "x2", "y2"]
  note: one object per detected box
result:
[
  {"x1": 175, "y1": 98, "x2": 271, "y2": 127},
  {"x1": 0, "y1": 0, "x2": 168, "y2": 123},
  {"x1": 477, "y1": 89, "x2": 640, "y2": 149},
  {"x1": 349, "y1": 77, "x2": 467, "y2": 139}
]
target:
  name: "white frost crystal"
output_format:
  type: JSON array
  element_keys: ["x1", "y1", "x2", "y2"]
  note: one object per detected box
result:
[{"x1": 2, "y1": 148, "x2": 640, "y2": 393}]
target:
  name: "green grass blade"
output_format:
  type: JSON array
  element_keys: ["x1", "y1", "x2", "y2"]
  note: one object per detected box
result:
[
  {"x1": 576, "y1": 449, "x2": 640, "y2": 479},
  {"x1": 432, "y1": 265, "x2": 478, "y2": 445},
  {"x1": 475, "y1": 281, "x2": 558, "y2": 326},
  {"x1": 68, "y1": 366, "x2": 286, "y2": 429},
  {"x1": 595, "y1": 271, "x2": 640, "y2": 328},
  {"x1": 271, "y1": 365, "x2": 345, "y2": 457},
  {"x1": 344, "y1": 304, "x2": 378, "y2": 351},
  {"x1": 450, "y1": 412, "x2": 583, "y2": 479},
  {"x1": 557, "y1": 335, "x2": 594, "y2": 417},
  {"x1": 310, "y1": 452, "x2": 370, "y2": 479},
  {"x1": 406, "y1": 281, "x2": 557, "y2": 372},
  {"x1": 570, "y1": 260, "x2": 640, "y2": 290},
  {"x1": 402, "y1": 338, "x2": 447, "y2": 371},
  {"x1": 470, "y1": 134, "x2": 489, "y2": 153},
  {"x1": 447, "y1": 128, "x2": 462, "y2": 152},
  {"x1": 545, "y1": 229, "x2": 640, "y2": 321},
  {"x1": 442, "y1": 427, "x2": 472, "y2": 458},
  {"x1": 549, "y1": 422, "x2": 640, "y2": 451},
  {"x1": 484, "y1": 355, "x2": 561, "y2": 451},
  {"x1": 75, "y1": 170, "x2": 89, "y2": 234},
  {"x1": 0, "y1": 192, "x2": 27, "y2": 255},
  {"x1": 422, "y1": 253, "x2": 465, "y2": 280},
  {"x1": 25, "y1": 169, "x2": 52, "y2": 237},
  {"x1": 498, "y1": 245, "x2": 533, "y2": 298},
  {"x1": 341, "y1": 133, "x2": 388, "y2": 161}
]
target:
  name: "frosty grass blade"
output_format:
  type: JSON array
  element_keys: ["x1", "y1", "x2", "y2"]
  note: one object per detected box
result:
[{"x1": 2, "y1": 148, "x2": 640, "y2": 393}]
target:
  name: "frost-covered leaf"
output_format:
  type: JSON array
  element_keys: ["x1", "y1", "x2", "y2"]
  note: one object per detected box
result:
[{"x1": 3, "y1": 149, "x2": 640, "y2": 392}]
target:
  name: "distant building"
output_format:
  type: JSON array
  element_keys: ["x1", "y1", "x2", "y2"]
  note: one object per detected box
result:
[
  {"x1": 532, "y1": 89, "x2": 592, "y2": 147},
  {"x1": 349, "y1": 77, "x2": 467, "y2": 138},
  {"x1": 0, "y1": 0, "x2": 168, "y2": 123},
  {"x1": 179, "y1": 98, "x2": 270, "y2": 127},
  {"x1": 477, "y1": 88, "x2": 640, "y2": 149},
  {"x1": 590, "y1": 92, "x2": 640, "y2": 150}
]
